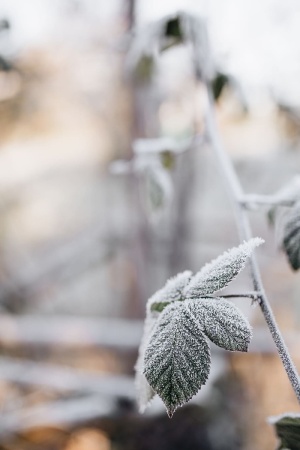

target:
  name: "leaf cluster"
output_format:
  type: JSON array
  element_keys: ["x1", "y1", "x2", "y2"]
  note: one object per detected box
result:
[{"x1": 136, "y1": 238, "x2": 263, "y2": 417}]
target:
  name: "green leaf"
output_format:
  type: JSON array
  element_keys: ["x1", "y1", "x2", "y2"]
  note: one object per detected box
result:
[
  {"x1": 184, "y1": 238, "x2": 264, "y2": 299},
  {"x1": 211, "y1": 72, "x2": 229, "y2": 101},
  {"x1": 189, "y1": 298, "x2": 252, "y2": 352},
  {"x1": 282, "y1": 202, "x2": 300, "y2": 270},
  {"x1": 144, "y1": 302, "x2": 211, "y2": 417},
  {"x1": 164, "y1": 16, "x2": 183, "y2": 39},
  {"x1": 269, "y1": 413, "x2": 300, "y2": 449}
]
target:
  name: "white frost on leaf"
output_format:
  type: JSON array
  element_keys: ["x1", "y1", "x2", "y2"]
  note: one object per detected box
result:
[
  {"x1": 135, "y1": 311, "x2": 158, "y2": 412},
  {"x1": 143, "y1": 302, "x2": 211, "y2": 418},
  {"x1": 149, "y1": 270, "x2": 192, "y2": 312},
  {"x1": 185, "y1": 298, "x2": 252, "y2": 352},
  {"x1": 184, "y1": 238, "x2": 264, "y2": 299}
]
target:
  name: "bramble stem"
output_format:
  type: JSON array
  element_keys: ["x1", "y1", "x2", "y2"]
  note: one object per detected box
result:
[{"x1": 204, "y1": 83, "x2": 300, "y2": 403}]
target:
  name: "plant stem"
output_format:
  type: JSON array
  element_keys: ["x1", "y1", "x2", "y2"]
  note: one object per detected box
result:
[
  {"x1": 204, "y1": 83, "x2": 300, "y2": 403},
  {"x1": 240, "y1": 194, "x2": 294, "y2": 209},
  {"x1": 221, "y1": 292, "x2": 262, "y2": 300}
]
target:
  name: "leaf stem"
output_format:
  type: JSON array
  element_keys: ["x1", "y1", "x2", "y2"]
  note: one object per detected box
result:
[
  {"x1": 204, "y1": 83, "x2": 300, "y2": 403},
  {"x1": 221, "y1": 292, "x2": 262, "y2": 300}
]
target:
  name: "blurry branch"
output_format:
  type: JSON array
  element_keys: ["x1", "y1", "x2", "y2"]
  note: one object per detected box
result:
[
  {"x1": 0, "y1": 356, "x2": 135, "y2": 399},
  {"x1": 0, "y1": 315, "x2": 292, "y2": 356},
  {"x1": 0, "y1": 221, "x2": 115, "y2": 311},
  {"x1": 0, "y1": 315, "x2": 143, "y2": 349},
  {"x1": 0, "y1": 394, "x2": 115, "y2": 439}
]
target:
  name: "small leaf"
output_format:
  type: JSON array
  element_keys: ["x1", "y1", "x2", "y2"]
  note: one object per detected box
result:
[
  {"x1": 211, "y1": 72, "x2": 229, "y2": 101},
  {"x1": 164, "y1": 16, "x2": 183, "y2": 39},
  {"x1": 282, "y1": 201, "x2": 300, "y2": 270},
  {"x1": 143, "y1": 165, "x2": 173, "y2": 221},
  {"x1": 269, "y1": 413, "x2": 300, "y2": 449},
  {"x1": 160, "y1": 150, "x2": 176, "y2": 170},
  {"x1": 134, "y1": 54, "x2": 155, "y2": 83},
  {"x1": 184, "y1": 238, "x2": 264, "y2": 299},
  {"x1": 144, "y1": 302, "x2": 211, "y2": 417},
  {"x1": 149, "y1": 270, "x2": 192, "y2": 312},
  {"x1": 188, "y1": 298, "x2": 252, "y2": 352}
]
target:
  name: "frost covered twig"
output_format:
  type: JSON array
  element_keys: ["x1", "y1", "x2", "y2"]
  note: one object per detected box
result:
[
  {"x1": 204, "y1": 83, "x2": 300, "y2": 403},
  {"x1": 240, "y1": 194, "x2": 295, "y2": 210}
]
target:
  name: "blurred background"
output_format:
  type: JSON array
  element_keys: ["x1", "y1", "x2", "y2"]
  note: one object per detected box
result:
[{"x1": 0, "y1": 0, "x2": 299, "y2": 449}]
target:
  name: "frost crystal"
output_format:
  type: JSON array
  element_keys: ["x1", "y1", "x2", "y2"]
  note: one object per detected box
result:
[{"x1": 184, "y1": 238, "x2": 264, "y2": 299}]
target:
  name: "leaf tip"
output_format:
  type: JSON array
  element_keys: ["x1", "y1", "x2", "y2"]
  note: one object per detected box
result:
[{"x1": 245, "y1": 236, "x2": 264, "y2": 249}]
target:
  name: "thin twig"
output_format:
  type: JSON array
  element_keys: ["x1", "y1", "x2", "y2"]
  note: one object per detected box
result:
[{"x1": 204, "y1": 83, "x2": 300, "y2": 403}]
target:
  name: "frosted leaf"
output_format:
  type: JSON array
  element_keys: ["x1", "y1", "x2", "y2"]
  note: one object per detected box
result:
[
  {"x1": 269, "y1": 413, "x2": 300, "y2": 450},
  {"x1": 184, "y1": 238, "x2": 264, "y2": 299},
  {"x1": 282, "y1": 201, "x2": 300, "y2": 270},
  {"x1": 186, "y1": 298, "x2": 252, "y2": 352},
  {"x1": 144, "y1": 302, "x2": 211, "y2": 417},
  {"x1": 149, "y1": 270, "x2": 192, "y2": 312}
]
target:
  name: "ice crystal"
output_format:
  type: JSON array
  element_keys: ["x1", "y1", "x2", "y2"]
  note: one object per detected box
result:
[{"x1": 184, "y1": 238, "x2": 263, "y2": 299}]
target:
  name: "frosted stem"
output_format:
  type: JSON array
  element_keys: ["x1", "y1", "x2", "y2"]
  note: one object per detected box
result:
[
  {"x1": 240, "y1": 194, "x2": 294, "y2": 209},
  {"x1": 204, "y1": 83, "x2": 300, "y2": 403}
]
